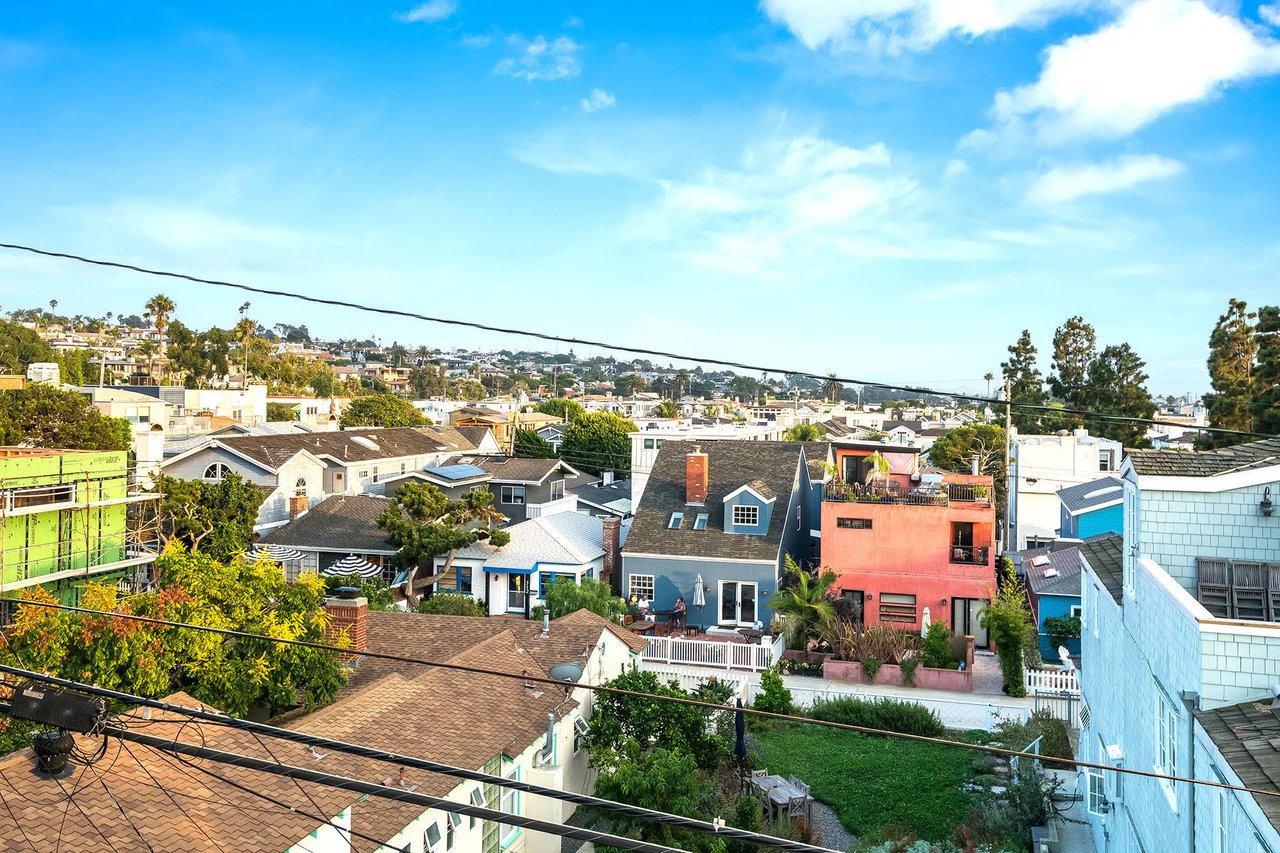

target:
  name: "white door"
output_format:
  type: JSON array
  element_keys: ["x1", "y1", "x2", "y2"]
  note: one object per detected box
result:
[{"x1": 718, "y1": 581, "x2": 759, "y2": 627}]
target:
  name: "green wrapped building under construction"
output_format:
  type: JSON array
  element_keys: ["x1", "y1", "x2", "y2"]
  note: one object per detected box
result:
[{"x1": 0, "y1": 447, "x2": 157, "y2": 605}]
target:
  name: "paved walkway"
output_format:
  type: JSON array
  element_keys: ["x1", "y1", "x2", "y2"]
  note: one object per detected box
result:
[{"x1": 1044, "y1": 769, "x2": 1098, "y2": 853}]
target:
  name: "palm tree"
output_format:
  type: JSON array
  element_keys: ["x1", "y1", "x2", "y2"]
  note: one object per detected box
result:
[
  {"x1": 388, "y1": 342, "x2": 409, "y2": 368},
  {"x1": 822, "y1": 373, "x2": 843, "y2": 403},
  {"x1": 674, "y1": 369, "x2": 691, "y2": 399},
  {"x1": 136, "y1": 339, "x2": 158, "y2": 385},
  {"x1": 783, "y1": 423, "x2": 823, "y2": 441},
  {"x1": 144, "y1": 294, "x2": 176, "y2": 383},
  {"x1": 771, "y1": 556, "x2": 837, "y2": 650},
  {"x1": 233, "y1": 316, "x2": 256, "y2": 389},
  {"x1": 619, "y1": 374, "x2": 648, "y2": 396},
  {"x1": 984, "y1": 372, "x2": 995, "y2": 397},
  {"x1": 415, "y1": 345, "x2": 432, "y2": 366},
  {"x1": 654, "y1": 399, "x2": 679, "y2": 418}
]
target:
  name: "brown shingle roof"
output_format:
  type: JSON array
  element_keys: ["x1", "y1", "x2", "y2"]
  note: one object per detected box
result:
[
  {"x1": 476, "y1": 455, "x2": 581, "y2": 484},
  {"x1": 258, "y1": 495, "x2": 396, "y2": 553},
  {"x1": 1126, "y1": 438, "x2": 1280, "y2": 478},
  {"x1": 217, "y1": 427, "x2": 459, "y2": 469},
  {"x1": 1194, "y1": 699, "x2": 1280, "y2": 834},
  {"x1": 1079, "y1": 533, "x2": 1125, "y2": 604}
]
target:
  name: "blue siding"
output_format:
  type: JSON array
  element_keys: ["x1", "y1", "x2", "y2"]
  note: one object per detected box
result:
[
  {"x1": 622, "y1": 554, "x2": 777, "y2": 629},
  {"x1": 723, "y1": 491, "x2": 772, "y2": 535},
  {"x1": 1076, "y1": 504, "x2": 1122, "y2": 539},
  {"x1": 1035, "y1": 593, "x2": 1081, "y2": 659}
]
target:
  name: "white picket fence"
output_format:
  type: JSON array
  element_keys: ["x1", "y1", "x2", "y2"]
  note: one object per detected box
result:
[
  {"x1": 640, "y1": 634, "x2": 784, "y2": 672},
  {"x1": 1024, "y1": 667, "x2": 1081, "y2": 694},
  {"x1": 641, "y1": 664, "x2": 751, "y2": 701}
]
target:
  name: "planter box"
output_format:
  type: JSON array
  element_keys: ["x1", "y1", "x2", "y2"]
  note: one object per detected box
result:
[
  {"x1": 823, "y1": 660, "x2": 864, "y2": 682},
  {"x1": 822, "y1": 659, "x2": 973, "y2": 693},
  {"x1": 915, "y1": 666, "x2": 972, "y2": 692}
]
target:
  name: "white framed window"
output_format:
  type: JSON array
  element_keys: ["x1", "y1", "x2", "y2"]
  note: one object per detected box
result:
[
  {"x1": 629, "y1": 574, "x2": 654, "y2": 601},
  {"x1": 372, "y1": 466, "x2": 380, "y2": 483},
  {"x1": 1216, "y1": 789, "x2": 1227, "y2": 853},
  {"x1": 294, "y1": 477, "x2": 307, "y2": 497},
  {"x1": 1123, "y1": 484, "x2": 1137, "y2": 596},
  {"x1": 1156, "y1": 689, "x2": 1179, "y2": 799},
  {"x1": 549, "y1": 479, "x2": 565, "y2": 501},
  {"x1": 693, "y1": 513, "x2": 708, "y2": 530},
  {"x1": 1070, "y1": 604, "x2": 1082, "y2": 619},
  {"x1": 424, "y1": 822, "x2": 442, "y2": 853},
  {"x1": 447, "y1": 812, "x2": 459, "y2": 850},
  {"x1": 500, "y1": 485, "x2": 526, "y2": 505},
  {"x1": 469, "y1": 787, "x2": 483, "y2": 829},
  {"x1": 668, "y1": 512, "x2": 683, "y2": 529},
  {"x1": 203, "y1": 463, "x2": 229, "y2": 482},
  {"x1": 1099, "y1": 449, "x2": 1115, "y2": 472},
  {"x1": 1086, "y1": 769, "x2": 1106, "y2": 815},
  {"x1": 358, "y1": 469, "x2": 369, "y2": 479},
  {"x1": 573, "y1": 717, "x2": 589, "y2": 755},
  {"x1": 500, "y1": 764, "x2": 520, "y2": 844},
  {"x1": 643, "y1": 438, "x2": 655, "y2": 449},
  {"x1": 731, "y1": 504, "x2": 759, "y2": 527}
]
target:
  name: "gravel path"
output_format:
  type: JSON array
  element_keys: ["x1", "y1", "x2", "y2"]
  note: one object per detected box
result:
[{"x1": 808, "y1": 799, "x2": 856, "y2": 852}]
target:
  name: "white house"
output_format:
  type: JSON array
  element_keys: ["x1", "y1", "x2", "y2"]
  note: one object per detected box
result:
[{"x1": 1008, "y1": 428, "x2": 1123, "y2": 550}]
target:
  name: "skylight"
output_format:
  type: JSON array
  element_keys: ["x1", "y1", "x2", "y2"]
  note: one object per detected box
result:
[
  {"x1": 694, "y1": 513, "x2": 709, "y2": 530},
  {"x1": 351, "y1": 435, "x2": 380, "y2": 451},
  {"x1": 1044, "y1": 568, "x2": 1059, "y2": 578},
  {"x1": 1031, "y1": 555, "x2": 1051, "y2": 567},
  {"x1": 668, "y1": 512, "x2": 683, "y2": 529},
  {"x1": 1082, "y1": 486, "x2": 1122, "y2": 500}
]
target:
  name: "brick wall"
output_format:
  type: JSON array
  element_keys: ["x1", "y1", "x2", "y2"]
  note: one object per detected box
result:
[{"x1": 324, "y1": 596, "x2": 368, "y2": 662}]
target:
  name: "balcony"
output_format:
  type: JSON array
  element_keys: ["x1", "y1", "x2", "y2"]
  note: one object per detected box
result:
[
  {"x1": 948, "y1": 545, "x2": 990, "y2": 565},
  {"x1": 823, "y1": 481, "x2": 992, "y2": 508},
  {"x1": 525, "y1": 495, "x2": 579, "y2": 518}
]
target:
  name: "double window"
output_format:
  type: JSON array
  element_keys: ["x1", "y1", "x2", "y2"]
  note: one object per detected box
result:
[
  {"x1": 539, "y1": 571, "x2": 574, "y2": 599},
  {"x1": 1156, "y1": 690, "x2": 1179, "y2": 783},
  {"x1": 549, "y1": 479, "x2": 565, "y2": 501},
  {"x1": 202, "y1": 463, "x2": 229, "y2": 482},
  {"x1": 731, "y1": 505, "x2": 759, "y2": 527},
  {"x1": 500, "y1": 485, "x2": 525, "y2": 505},
  {"x1": 1086, "y1": 768, "x2": 1106, "y2": 815},
  {"x1": 437, "y1": 566, "x2": 472, "y2": 596},
  {"x1": 1099, "y1": 449, "x2": 1115, "y2": 472}
]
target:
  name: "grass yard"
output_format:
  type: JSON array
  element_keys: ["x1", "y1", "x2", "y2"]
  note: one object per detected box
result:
[{"x1": 755, "y1": 722, "x2": 974, "y2": 842}]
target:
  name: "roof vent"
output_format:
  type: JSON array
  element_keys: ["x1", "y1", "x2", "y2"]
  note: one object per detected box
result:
[
  {"x1": 1031, "y1": 555, "x2": 1051, "y2": 567},
  {"x1": 1043, "y1": 568, "x2": 1059, "y2": 578}
]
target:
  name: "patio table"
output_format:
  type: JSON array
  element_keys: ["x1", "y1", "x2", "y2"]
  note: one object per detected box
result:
[{"x1": 749, "y1": 774, "x2": 810, "y2": 822}]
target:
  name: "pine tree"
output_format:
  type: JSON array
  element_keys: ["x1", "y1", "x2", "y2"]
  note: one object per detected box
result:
[
  {"x1": 1202, "y1": 299, "x2": 1256, "y2": 447},
  {"x1": 1252, "y1": 305, "x2": 1280, "y2": 436},
  {"x1": 1081, "y1": 343, "x2": 1155, "y2": 448},
  {"x1": 1000, "y1": 329, "x2": 1046, "y2": 432},
  {"x1": 1048, "y1": 316, "x2": 1097, "y2": 420}
]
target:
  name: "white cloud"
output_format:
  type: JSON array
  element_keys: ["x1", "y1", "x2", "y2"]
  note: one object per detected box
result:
[
  {"x1": 395, "y1": 0, "x2": 457, "y2": 24},
  {"x1": 943, "y1": 158, "x2": 969, "y2": 178},
  {"x1": 495, "y1": 35, "x2": 582, "y2": 81},
  {"x1": 993, "y1": 0, "x2": 1280, "y2": 140},
  {"x1": 1262, "y1": 4, "x2": 1280, "y2": 27},
  {"x1": 1026, "y1": 154, "x2": 1185, "y2": 202},
  {"x1": 461, "y1": 34, "x2": 493, "y2": 48},
  {"x1": 580, "y1": 88, "x2": 616, "y2": 112},
  {"x1": 760, "y1": 0, "x2": 1107, "y2": 53}
]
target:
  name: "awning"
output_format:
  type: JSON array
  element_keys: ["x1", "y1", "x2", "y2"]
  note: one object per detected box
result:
[{"x1": 482, "y1": 566, "x2": 537, "y2": 575}]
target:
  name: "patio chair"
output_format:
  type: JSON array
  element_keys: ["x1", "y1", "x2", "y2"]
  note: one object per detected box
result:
[
  {"x1": 787, "y1": 795, "x2": 807, "y2": 817},
  {"x1": 750, "y1": 769, "x2": 768, "y2": 782}
]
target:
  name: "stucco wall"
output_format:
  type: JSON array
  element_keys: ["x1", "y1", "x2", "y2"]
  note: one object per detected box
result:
[{"x1": 622, "y1": 554, "x2": 777, "y2": 629}]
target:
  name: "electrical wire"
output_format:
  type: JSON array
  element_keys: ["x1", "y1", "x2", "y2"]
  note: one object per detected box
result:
[
  {"x1": 0, "y1": 241, "x2": 1271, "y2": 441},
  {"x1": 83, "y1": 759, "x2": 157, "y2": 853},
  {"x1": 2, "y1": 612, "x2": 1278, "y2": 803},
  {"x1": 0, "y1": 770, "x2": 41, "y2": 852},
  {"x1": 115, "y1": 739, "x2": 221, "y2": 848}
]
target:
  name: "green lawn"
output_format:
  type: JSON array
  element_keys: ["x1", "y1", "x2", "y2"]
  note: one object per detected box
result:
[{"x1": 754, "y1": 723, "x2": 974, "y2": 842}]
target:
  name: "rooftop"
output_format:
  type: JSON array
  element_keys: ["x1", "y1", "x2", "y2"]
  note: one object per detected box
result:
[
  {"x1": 1194, "y1": 698, "x2": 1280, "y2": 834},
  {"x1": 453, "y1": 511, "x2": 608, "y2": 571},
  {"x1": 1057, "y1": 476, "x2": 1126, "y2": 514},
  {"x1": 1126, "y1": 437, "x2": 1280, "y2": 478},
  {"x1": 259, "y1": 495, "x2": 395, "y2": 553},
  {"x1": 1079, "y1": 533, "x2": 1125, "y2": 604},
  {"x1": 209, "y1": 426, "x2": 479, "y2": 470}
]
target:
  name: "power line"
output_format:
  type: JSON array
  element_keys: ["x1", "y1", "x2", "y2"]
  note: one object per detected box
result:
[
  {"x1": 3, "y1": 606, "x2": 1278, "y2": 801},
  {"x1": 0, "y1": 241, "x2": 1270, "y2": 441},
  {"x1": 0, "y1": 663, "x2": 834, "y2": 853}
]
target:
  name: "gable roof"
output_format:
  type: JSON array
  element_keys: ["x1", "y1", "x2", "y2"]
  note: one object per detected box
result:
[
  {"x1": 1079, "y1": 533, "x2": 1125, "y2": 604},
  {"x1": 211, "y1": 426, "x2": 466, "y2": 470},
  {"x1": 475, "y1": 455, "x2": 582, "y2": 484},
  {"x1": 1018, "y1": 545, "x2": 1083, "y2": 597},
  {"x1": 452, "y1": 511, "x2": 606, "y2": 570},
  {"x1": 801, "y1": 441, "x2": 830, "y2": 482},
  {"x1": 1126, "y1": 437, "x2": 1280, "y2": 478},
  {"x1": 1058, "y1": 476, "x2": 1126, "y2": 515},
  {"x1": 623, "y1": 440, "x2": 803, "y2": 562},
  {"x1": 570, "y1": 478, "x2": 633, "y2": 514},
  {"x1": 1194, "y1": 699, "x2": 1280, "y2": 835},
  {"x1": 258, "y1": 495, "x2": 395, "y2": 552}
]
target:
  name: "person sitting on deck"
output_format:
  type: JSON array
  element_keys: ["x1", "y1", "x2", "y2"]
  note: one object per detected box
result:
[{"x1": 672, "y1": 596, "x2": 686, "y2": 629}]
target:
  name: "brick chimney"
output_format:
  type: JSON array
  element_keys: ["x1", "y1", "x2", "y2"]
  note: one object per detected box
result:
[
  {"x1": 686, "y1": 447, "x2": 708, "y2": 505},
  {"x1": 324, "y1": 595, "x2": 368, "y2": 663},
  {"x1": 601, "y1": 516, "x2": 621, "y2": 595}
]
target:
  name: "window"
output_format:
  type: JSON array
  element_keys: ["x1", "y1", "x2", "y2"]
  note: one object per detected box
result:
[
  {"x1": 693, "y1": 513, "x2": 709, "y2": 530},
  {"x1": 294, "y1": 477, "x2": 307, "y2": 497},
  {"x1": 372, "y1": 466, "x2": 380, "y2": 483},
  {"x1": 446, "y1": 815, "x2": 455, "y2": 850},
  {"x1": 8, "y1": 483, "x2": 76, "y2": 509},
  {"x1": 202, "y1": 463, "x2": 229, "y2": 481},
  {"x1": 1216, "y1": 789, "x2": 1228, "y2": 853},
  {"x1": 549, "y1": 479, "x2": 565, "y2": 501},
  {"x1": 1156, "y1": 690, "x2": 1179, "y2": 782},
  {"x1": 500, "y1": 485, "x2": 526, "y2": 505},
  {"x1": 1086, "y1": 769, "x2": 1106, "y2": 815},
  {"x1": 437, "y1": 566, "x2": 472, "y2": 596},
  {"x1": 879, "y1": 593, "x2": 917, "y2": 624},
  {"x1": 358, "y1": 469, "x2": 369, "y2": 479},
  {"x1": 668, "y1": 512, "x2": 683, "y2": 529},
  {"x1": 500, "y1": 765, "x2": 520, "y2": 843},
  {"x1": 539, "y1": 571, "x2": 573, "y2": 598},
  {"x1": 470, "y1": 787, "x2": 484, "y2": 830},
  {"x1": 1070, "y1": 604, "x2": 1082, "y2": 619},
  {"x1": 573, "y1": 717, "x2": 589, "y2": 755},
  {"x1": 656, "y1": 439, "x2": 664, "y2": 448},
  {"x1": 1099, "y1": 449, "x2": 1115, "y2": 472},
  {"x1": 643, "y1": 438, "x2": 655, "y2": 449},
  {"x1": 425, "y1": 822, "x2": 442, "y2": 852},
  {"x1": 731, "y1": 504, "x2": 759, "y2": 527},
  {"x1": 629, "y1": 574, "x2": 654, "y2": 602},
  {"x1": 837, "y1": 517, "x2": 872, "y2": 530}
]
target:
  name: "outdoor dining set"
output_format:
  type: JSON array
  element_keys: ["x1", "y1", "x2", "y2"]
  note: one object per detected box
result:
[{"x1": 746, "y1": 769, "x2": 812, "y2": 823}]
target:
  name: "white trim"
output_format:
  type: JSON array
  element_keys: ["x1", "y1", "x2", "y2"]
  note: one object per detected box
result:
[
  {"x1": 720, "y1": 484, "x2": 777, "y2": 505},
  {"x1": 622, "y1": 552, "x2": 776, "y2": 565},
  {"x1": 1064, "y1": 498, "x2": 1123, "y2": 516},
  {"x1": 716, "y1": 579, "x2": 759, "y2": 627},
  {"x1": 1133, "y1": 467, "x2": 1280, "y2": 494}
]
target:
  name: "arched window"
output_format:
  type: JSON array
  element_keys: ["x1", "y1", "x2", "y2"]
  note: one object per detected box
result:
[
  {"x1": 203, "y1": 463, "x2": 229, "y2": 481},
  {"x1": 294, "y1": 477, "x2": 307, "y2": 497}
]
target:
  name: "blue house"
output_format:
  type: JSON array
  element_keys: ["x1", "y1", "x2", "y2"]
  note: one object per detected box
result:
[
  {"x1": 1016, "y1": 541, "x2": 1093, "y2": 659},
  {"x1": 621, "y1": 440, "x2": 813, "y2": 631},
  {"x1": 1056, "y1": 475, "x2": 1124, "y2": 540}
]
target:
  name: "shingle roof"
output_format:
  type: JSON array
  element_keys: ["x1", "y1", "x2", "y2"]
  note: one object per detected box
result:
[
  {"x1": 1126, "y1": 438, "x2": 1280, "y2": 478},
  {"x1": 259, "y1": 495, "x2": 395, "y2": 552},
  {"x1": 452, "y1": 511, "x2": 606, "y2": 570},
  {"x1": 624, "y1": 440, "x2": 803, "y2": 562},
  {"x1": 1194, "y1": 699, "x2": 1280, "y2": 834},
  {"x1": 1079, "y1": 533, "x2": 1125, "y2": 604},
  {"x1": 802, "y1": 441, "x2": 830, "y2": 483},
  {"x1": 1018, "y1": 545, "x2": 1083, "y2": 597},
  {"x1": 215, "y1": 427, "x2": 463, "y2": 469},
  {"x1": 1057, "y1": 476, "x2": 1125, "y2": 515},
  {"x1": 476, "y1": 455, "x2": 580, "y2": 484},
  {"x1": 570, "y1": 478, "x2": 633, "y2": 513},
  {"x1": 453, "y1": 425, "x2": 494, "y2": 447}
]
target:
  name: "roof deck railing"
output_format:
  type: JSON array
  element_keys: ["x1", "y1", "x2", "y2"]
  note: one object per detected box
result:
[{"x1": 823, "y1": 481, "x2": 993, "y2": 508}]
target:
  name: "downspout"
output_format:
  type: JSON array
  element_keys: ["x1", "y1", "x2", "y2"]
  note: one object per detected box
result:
[
  {"x1": 536, "y1": 712, "x2": 555, "y2": 766},
  {"x1": 1182, "y1": 691, "x2": 1199, "y2": 853}
]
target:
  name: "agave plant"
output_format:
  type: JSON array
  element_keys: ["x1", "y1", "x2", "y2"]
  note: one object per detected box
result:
[{"x1": 771, "y1": 556, "x2": 837, "y2": 650}]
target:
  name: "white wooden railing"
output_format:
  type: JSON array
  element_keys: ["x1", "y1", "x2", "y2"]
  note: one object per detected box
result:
[
  {"x1": 641, "y1": 634, "x2": 785, "y2": 672},
  {"x1": 1024, "y1": 667, "x2": 1081, "y2": 694}
]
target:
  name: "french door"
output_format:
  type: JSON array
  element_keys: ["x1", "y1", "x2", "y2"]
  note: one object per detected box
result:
[
  {"x1": 951, "y1": 597, "x2": 989, "y2": 647},
  {"x1": 718, "y1": 581, "x2": 758, "y2": 627}
]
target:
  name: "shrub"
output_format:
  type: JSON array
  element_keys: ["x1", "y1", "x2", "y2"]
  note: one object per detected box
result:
[
  {"x1": 992, "y1": 709, "x2": 1074, "y2": 769},
  {"x1": 900, "y1": 656, "x2": 919, "y2": 686},
  {"x1": 1044, "y1": 614, "x2": 1081, "y2": 653},
  {"x1": 920, "y1": 621, "x2": 953, "y2": 669},
  {"x1": 862, "y1": 657, "x2": 883, "y2": 680},
  {"x1": 947, "y1": 634, "x2": 969, "y2": 664},
  {"x1": 810, "y1": 696, "x2": 945, "y2": 738},
  {"x1": 981, "y1": 562, "x2": 1031, "y2": 697},
  {"x1": 755, "y1": 666, "x2": 793, "y2": 715},
  {"x1": 417, "y1": 593, "x2": 486, "y2": 617}
]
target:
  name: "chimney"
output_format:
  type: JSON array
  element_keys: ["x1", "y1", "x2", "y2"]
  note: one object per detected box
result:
[
  {"x1": 289, "y1": 495, "x2": 308, "y2": 519},
  {"x1": 686, "y1": 447, "x2": 708, "y2": 505},
  {"x1": 601, "y1": 516, "x2": 621, "y2": 595},
  {"x1": 971, "y1": 457, "x2": 979, "y2": 476},
  {"x1": 602, "y1": 470, "x2": 615, "y2": 486},
  {"x1": 324, "y1": 595, "x2": 368, "y2": 663}
]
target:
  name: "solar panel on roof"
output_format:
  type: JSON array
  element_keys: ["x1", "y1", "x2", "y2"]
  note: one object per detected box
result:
[{"x1": 425, "y1": 464, "x2": 488, "y2": 480}]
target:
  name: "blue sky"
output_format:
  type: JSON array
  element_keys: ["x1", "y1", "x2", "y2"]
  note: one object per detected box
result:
[{"x1": 1, "y1": 1, "x2": 1279, "y2": 395}]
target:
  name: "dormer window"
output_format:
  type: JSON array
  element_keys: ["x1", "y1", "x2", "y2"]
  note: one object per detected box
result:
[
  {"x1": 668, "y1": 512, "x2": 683, "y2": 529},
  {"x1": 732, "y1": 505, "x2": 759, "y2": 527},
  {"x1": 694, "y1": 513, "x2": 709, "y2": 530}
]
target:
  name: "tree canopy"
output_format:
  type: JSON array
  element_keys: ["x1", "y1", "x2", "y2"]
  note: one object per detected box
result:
[
  {"x1": 782, "y1": 423, "x2": 824, "y2": 441},
  {"x1": 534, "y1": 398, "x2": 583, "y2": 422},
  {"x1": 1252, "y1": 305, "x2": 1280, "y2": 436},
  {"x1": 514, "y1": 427, "x2": 558, "y2": 459},
  {"x1": 156, "y1": 473, "x2": 265, "y2": 563},
  {"x1": 0, "y1": 320, "x2": 54, "y2": 374},
  {"x1": 543, "y1": 577, "x2": 627, "y2": 621},
  {"x1": 561, "y1": 412, "x2": 636, "y2": 476},
  {"x1": 0, "y1": 385, "x2": 132, "y2": 451},
  {"x1": 1203, "y1": 299, "x2": 1257, "y2": 446},
  {"x1": 927, "y1": 423, "x2": 1008, "y2": 523},
  {"x1": 1000, "y1": 330, "x2": 1047, "y2": 432},
  {"x1": 338, "y1": 394, "x2": 430, "y2": 428}
]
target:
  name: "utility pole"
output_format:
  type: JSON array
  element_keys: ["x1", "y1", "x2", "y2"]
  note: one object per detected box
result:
[{"x1": 1003, "y1": 378, "x2": 1013, "y2": 552}]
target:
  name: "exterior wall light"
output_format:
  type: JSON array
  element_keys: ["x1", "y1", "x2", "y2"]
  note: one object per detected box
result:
[
  {"x1": 1263, "y1": 486, "x2": 1275, "y2": 518},
  {"x1": 865, "y1": 592, "x2": 874, "y2": 601},
  {"x1": 940, "y1": 598, "x2": 948, "y2": 606}
]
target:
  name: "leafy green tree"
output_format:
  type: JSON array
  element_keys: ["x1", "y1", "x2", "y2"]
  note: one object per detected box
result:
[
  {"x1": 452, "y1": 378, "x2": 487, "y2": 400},
  {"x1": 754, "y1": 666, "x2": 793, "y2": 715},
  {"x1": 417, "y1": 593, "x2": 486, "y2": 616},
  {"x1": 653, "y1": 399, "x2": 680, "y2": 418},
  {"x1": 408, "y1": 365, "x2": 448, "y2": 399},
  {"x1": 1000, "y1": 329, "x2": 1047, "y2": 432},
  {"x1": 1252, "y1": 305, "x2": 1280, "y2": 436},
  {"x1": 7, "y1": 547, "x2": 345, "y2": 716},
  {"x1": 1080, "y1": 343, "x2": 1155, "y2": 447},
  {"x1": 156, "y1": 473, "x2": 266, "y2": 563},
  {"x1": 377, "y1": 482, "x2": 510, "y2": 606},
  {"x1": 1048, "y1": 315, "x2": 1097, "y2": 423},
  {"x1": 591, "y1": 749, "x2": 723, "y2": 853},
  {"x1": 782, "y1": 423, "x2": 823, "y2": 441},
  {"x1": 339, "y1": 394, "x2": 430, "y2": 428},
  {"x1": 544, "y1": 576, "x2": 626, "y2": 621},
  {"x1": 980, "y1": 559, "x2": 1032, "y2": 698},
  {"x1": 770, "y1": 556, "x2": 835, "y2": 649},
  {"x1": 0, "y1": 385, "x2": 132, "y2": 450},
  {"x1": 266, "y1": 401, "x2": 298, "y2": 422},
  {"x1": 534, "y1": 397, "x2": 583, "y2": 422},
  {"x1": 1202, "y1": 299, "x2": 1257, "y2": 446},
  {"x1": 562, "y1": 411, "x2": 636, "y2": 476},
  {"x1": 323, "y1": 573, "x2": 395, "y2": 611},
  {"x1": 514, "y1": 427, "x2": 558, "y2": 459},
  {"x1": 927, "y1": 423, "x2": 1008, "y2": 523},
  {"x1": 727, "y1": 375, "x2": 758, "y2": 401},
  {"x1": 0, "y1": 320, "x2": 54, "y2": 373},
  {"x1": 585, "y1": 668, "x2": 731, "y2": 771}
]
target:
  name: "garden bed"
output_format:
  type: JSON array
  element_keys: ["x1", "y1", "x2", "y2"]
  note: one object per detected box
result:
[{"x1": 822, "y1": 659, "x2": 974, "y2": 692}]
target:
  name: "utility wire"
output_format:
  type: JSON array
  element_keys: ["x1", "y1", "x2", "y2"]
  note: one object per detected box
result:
[
  {"x1": 0, "y1": 241, "x2": 1270, "y2": 441},
  {"x1": 0, "y1": 663, "x2": 835, "y2": 853},
  {"x1": 2, "y1": 613, "x2": 1277, "y2": 802}
]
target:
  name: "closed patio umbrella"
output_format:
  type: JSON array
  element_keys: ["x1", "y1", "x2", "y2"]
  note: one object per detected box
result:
[
  {"x1": 322, "y1": 555, "x2": 381, "y2": 579},
  {"x1": 921, "y1": 606, "x2": 931, "y2": 638},
  {"x1": 693, "y1": 574, "x2": 706, "y2": 629}
]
